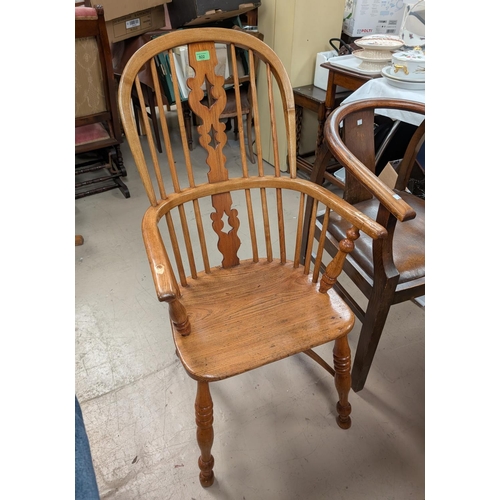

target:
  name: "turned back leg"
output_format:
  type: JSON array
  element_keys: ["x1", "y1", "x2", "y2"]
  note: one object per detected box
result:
[
  {"x1": 195, "y1": 381, "x2": 215, "y2": 487},
  {"x1": 333, "y1": 335, "x2": 352, "y2": 429}
]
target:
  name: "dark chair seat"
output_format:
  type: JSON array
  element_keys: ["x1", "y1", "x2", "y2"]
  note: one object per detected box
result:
[{"x1": 324, "y1": 190, "x2": 424, "y2": 285}]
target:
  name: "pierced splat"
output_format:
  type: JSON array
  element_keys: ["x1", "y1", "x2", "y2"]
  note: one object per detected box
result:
[
  {"x1": 207, "y1": 124, "x2": 222, "y2": 151},
  {"x1": 187, "y1": 42, "x2": 229, "y2": 184},
  {"x1": 186, "y1": 42, "x2": 241, "y2": 267},
  {"x1": 210, "y1": 193, "x2": 241, "y2": 268}
]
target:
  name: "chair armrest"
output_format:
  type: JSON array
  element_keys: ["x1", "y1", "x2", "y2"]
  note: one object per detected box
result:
[
  {"x1": 300, "y1": 178, "x2": 387, "y2": 241},
  {"x1": 141, "y1": 207, "x2": 180, "y2": 302}
]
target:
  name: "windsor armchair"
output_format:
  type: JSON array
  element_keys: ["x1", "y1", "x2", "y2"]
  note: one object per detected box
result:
[
  {"x1": 118, "y1": 28, "x2": 388, "y2": 487},
  {"x1": 316, "y1": 98, "x2": 425, "y2": 392}
]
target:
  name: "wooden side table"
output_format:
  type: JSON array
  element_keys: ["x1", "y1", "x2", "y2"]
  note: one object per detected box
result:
[
  {"x1": 306, "y1": 62, "x2": 382, "y2": 188},
  {"x1": 293, "y1": 84, "x2": 351, "y2": 186},
  {"x1": 321, "y1": 62, "x2": 380, "y2": 120},
  {"x1": 299, "y1": 62, "x2": 382, "y2": 260}
]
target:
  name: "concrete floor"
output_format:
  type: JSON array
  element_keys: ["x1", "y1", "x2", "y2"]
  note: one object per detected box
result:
[{"x1": 75, "y1": 132, "x2": 425, "y2": 499}]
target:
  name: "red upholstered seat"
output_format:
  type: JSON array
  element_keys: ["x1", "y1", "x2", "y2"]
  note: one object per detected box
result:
[{"x1": 75, "y1": 123, "x2": 110, "y2": 147}]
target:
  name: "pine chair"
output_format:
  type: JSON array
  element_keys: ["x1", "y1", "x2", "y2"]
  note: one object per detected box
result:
[
  {"x1": 118, "y1": 28, "x2": 388, "y2": 487},
  {"x1": 316, "y1": 98, "x2": 425, "y2": 392}
]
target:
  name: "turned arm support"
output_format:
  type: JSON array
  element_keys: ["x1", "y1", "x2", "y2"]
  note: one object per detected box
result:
[
  {"x1": 320, "y1": 226, "x2": 360, "y2": 293},
  {"x1": 142, "y1": 209, "x2": 191, "y2": 336}
]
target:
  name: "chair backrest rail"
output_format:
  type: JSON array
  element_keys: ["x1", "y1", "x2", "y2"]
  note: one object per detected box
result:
[
  {"x1": 313, "y1": 207, "x2": 332, "y2": 283},
  {"x1": 244, "y1": 188, "x2": 259, "y2": 262},
  {"x1": 149, "y1": 57, "x2": 178, "y2": 196},
  {"x1": 228, "y1": 43, "x2": 248, "y2": 176},
  {"x1": 158, "y1": 186, "x2": 345, "y2": 284}
]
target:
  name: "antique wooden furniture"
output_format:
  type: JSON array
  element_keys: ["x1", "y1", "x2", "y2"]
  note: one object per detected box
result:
[
  {"x1": 316, "y1": 98, "x2": 425, "y2": 392},
  {"x1": 118, "y1": 28, "x2": 387, "y2": 486},
  {"x1": 321, "y1": 61, "x2": 381, "y2": 120},
  {"x1": 217, "y1": 83, "x2": 254, "y2": 162},
  {"x1": 302, "y1": 62, "x2": 382, "y2": 189},
  {"x1": 200, "y1": 34, "x2": 261, "y2": 164},
  {"x1": 293, "y1": 84, "x2": 351, "y2": 185},
  {"x1": 116, "y1": 27, "x2": 259, "y2": 162},
  {"x1": 75, "y1": 6, "x2": 129, "y2": 199}
]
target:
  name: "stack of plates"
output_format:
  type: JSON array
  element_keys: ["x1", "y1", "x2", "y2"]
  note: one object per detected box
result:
[
  {"x1": 352, "y1": 49, "x2": 391, "y2": 72},
  {"x1": 381, "y1": 66, "x2": 425, "y2": 90},
  {"x1": 353, "y1": 35, "x2": 405, "y2": 74}
]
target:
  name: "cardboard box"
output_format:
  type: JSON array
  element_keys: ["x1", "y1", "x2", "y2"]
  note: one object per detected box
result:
[
  {"x1": 166, "y1": 1, "x2": 260, "y2": 29},
  {"x1": 342, "y1": 0, "x2": 406, "y2": 37},
  {"x1": 378, "y1": 161, "x2": 398, "y2": 189},
  {"x1": 86, "y1": 0, "x2": 171, "y2": 22},
  {"x1": 105, "y1": 5, "x2": 166, "y2": 43}
]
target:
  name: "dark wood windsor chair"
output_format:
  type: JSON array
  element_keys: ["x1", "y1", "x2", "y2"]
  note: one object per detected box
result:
[{"x1": 316, "y1": 98, "x2": 425, "y2": 392}]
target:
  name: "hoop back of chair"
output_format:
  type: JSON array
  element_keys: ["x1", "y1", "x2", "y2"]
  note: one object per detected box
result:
[
  {"x1": 118, "y1": 28, "x2": 297, "y2": 205},
  {"x1": 118, "y1": 28, "x2": 385, "y2": 291}
]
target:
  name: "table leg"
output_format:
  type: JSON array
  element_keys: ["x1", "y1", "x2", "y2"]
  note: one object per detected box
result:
[
  {"x1": 295, "y1": 105, "x2": 303, "y2": 156},
  {"x1": 182, "y1": 102, "x2": 194, "y2": 151}
]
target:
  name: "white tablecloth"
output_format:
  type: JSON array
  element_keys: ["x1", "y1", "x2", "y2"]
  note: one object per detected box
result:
[{"x1": 341, "y1": 78, "x2": 425, "y2": 126}]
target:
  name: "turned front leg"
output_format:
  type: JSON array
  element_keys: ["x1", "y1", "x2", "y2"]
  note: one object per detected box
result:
[
  {"x1": 333, "y1": 335, "x2": 352, "y2": 429},
  {"x1": 195, "y1": 381, "x2": 215, "y2": 487}
]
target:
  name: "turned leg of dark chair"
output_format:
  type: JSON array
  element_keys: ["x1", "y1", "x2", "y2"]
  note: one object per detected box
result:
[
  {"x1": 195, "y1": 381, "x2": 215, "y2": 487},
  {"x1": 351, "y1": 291, "x2": 395, "y2": 392},
  {"x1": 333, "y1": 334, "x2": 352, "y2": 429}
]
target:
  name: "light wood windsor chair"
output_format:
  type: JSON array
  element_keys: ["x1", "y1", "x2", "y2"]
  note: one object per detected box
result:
[{"x1": 118, "y1": 28, "x2": 389, "y2": 487}]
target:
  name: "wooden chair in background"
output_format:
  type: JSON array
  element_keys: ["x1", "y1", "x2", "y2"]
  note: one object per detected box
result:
[
  {"x1": 75, "y1": 6, "x2": 129, "y2": 199},
  {"x1": 118, "y1": 28, "x2": 388, "y2": 487},
  {"x1": 316, "y1": 98, "x2": 425, "y2": 392},
  {"x1": 202, "y1": 81, "x2": 255, "y2": 163}
]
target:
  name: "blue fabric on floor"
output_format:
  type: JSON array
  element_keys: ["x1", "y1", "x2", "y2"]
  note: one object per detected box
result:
[{"x1": 75, "y1": 397, "x2": 100, "y2": 500}]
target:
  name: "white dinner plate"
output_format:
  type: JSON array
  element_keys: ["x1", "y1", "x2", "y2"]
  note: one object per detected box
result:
[
  {"x1": 352, "y1": 49, "x2": 392, "y2": 62},
  {"x1": 354, "y1": 35, "x2": 404, "y2": 51},
  {"x1": 381, "y1": 65, "x2": 425, "y2": 82},
  {"x1": 381, "y1": 67, "x2": 425, "y2": 90}
]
